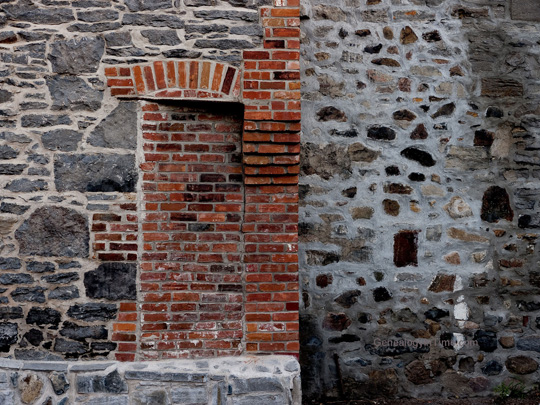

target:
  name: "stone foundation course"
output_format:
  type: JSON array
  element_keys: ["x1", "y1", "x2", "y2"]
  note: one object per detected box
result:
[{"x1": 0, "y1": 356, "x2": 300, "y2": 405}]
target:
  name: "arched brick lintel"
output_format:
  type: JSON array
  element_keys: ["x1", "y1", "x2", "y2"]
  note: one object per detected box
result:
[{"x1": 105, "y1": 60, "x2": 241, "y2": 102}]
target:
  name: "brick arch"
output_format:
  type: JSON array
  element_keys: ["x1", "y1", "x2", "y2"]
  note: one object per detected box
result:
[{"x1": 105, "y1": 60, "x2": 241, "y2": 101}]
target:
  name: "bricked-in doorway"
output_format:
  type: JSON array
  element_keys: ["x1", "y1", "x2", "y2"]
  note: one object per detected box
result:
[{"x1": 139, "y1": 100, "x2": 245, "y2": 359}]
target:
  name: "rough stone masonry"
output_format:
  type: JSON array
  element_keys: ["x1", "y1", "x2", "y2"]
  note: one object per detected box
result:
[{"x1": 300, "y1": 0, "x2": 540, "y2": 401}]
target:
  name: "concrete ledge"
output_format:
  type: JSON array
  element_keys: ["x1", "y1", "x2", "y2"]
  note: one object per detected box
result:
[{"x1": 0, "y1": 356, "x2": 301, "y2": 404}]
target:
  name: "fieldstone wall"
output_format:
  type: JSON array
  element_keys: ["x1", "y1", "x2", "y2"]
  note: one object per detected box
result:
[{"x1": 300, "y1": 0, "x2": 540, "y2": 401}]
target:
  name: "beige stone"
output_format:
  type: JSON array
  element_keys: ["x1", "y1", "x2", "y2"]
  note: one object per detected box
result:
[
  {"x1": 20, "y1": 374, "x2": 43, "y2": 404},
  {"x1": 444, "y1": 196, "x2": 473, "y2": 219},
  {"x1": 447, "y1": 227, "x2": 489, "y2": 243}
]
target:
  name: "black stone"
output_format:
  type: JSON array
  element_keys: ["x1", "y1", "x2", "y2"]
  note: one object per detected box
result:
[
  {"x1": 518, "y1": 301, "x2": 540, "y2": 311},
  {"x1": 23, "y1": 329, "x2": 43, "y2": 347},
  {"x1": 481, "y1": 186, "x2": 513, "y2": 223},
  {"x1": 423, "y1": 30, "x2": 441, "y2": 42},
  {"x1": 84, "y1": 262, "x2": 137, "y2": 300},
  {"x1": 408, "y1": 172, "x2": 425, "y2": 182},
  {"x1": 76, "y1": 9, "x2": 119, "y2": 22},
  {"x1": 474, "y1": 129, "x2": 494, "y2": 147},
  {"x1": 42, "y1": 272, "x2": 80, "y2": 284},
  {"x1": 331, "y1": 128, "x2": 358, "y2": 138},
  {"x1": 0, "y1": 164, "x2": 26, "y2": 175},
  {"x1": 334, "y1": 290, "x2": 361, "y2": 308},
  {"x1": 367, "y1": 126, "x2": 396, "y2": 141},
  {"x1": 122, "y1": 14, "x2": 185, "y2": 28},
  {"x1": 48, "y1": 37, "x2": 105, "y2": 74},
  {"x1": 60, "y1": 322, "x2": 107, "y2": 341},
  {"x1": 474, "y1": 330, "x2": 497, "y2": 352},
  {"x1": 400, "y1": 147, "x2": 436, "y2": 167},
  {"x1": 141, "y1": 30, "x2": 181, "y2": 45},
  {"x1": 2, "y1": 5, "x2": 74, "y2": 24},
  {"x1": 67, "y1": 303, "x2": 117, "y2": 322},
  {"x1": 27, "y1": 309, "x2": 61, "y2": 329},
  {"x1": 431, "y1": 103, "x2": 456, "y2": 119},
  {"x1": 16, "y1": 206, "x2": 89, "y2": 257},
  {"x1": 0, "y1": 306, "x2": 23, "y2": 320},
  {"x1": 0, "y1": 90, "x2": 13, "y2": 103},
  {"x1": 358, "y1": 313, "x2": 371, "y2": 323},
  {"x1": 11, "y1": 287, "x2": 46, "y2": 303},
  {"x1": 366, "y1": 342, "x2": 430, "y2": 356},
  {"x1": 194, "y1": 39, "x2": 255, "y2": 49},
  {"x1": 0, "y1": 322, "x2": 17, "y2": 352},
  {"x1": 125, "y1": 0, "x2": 170, "y2": 11},
  {"x1": 410, "y1": 123, "x2": 428, "y2": 140},
  {"x1": 516, "y1": 336, "x2": 540, "y2": 352},
  {"x1": 385, "y1": 166, "x2": 400, "y2": 176},
  {"x1": 91, "y1": 342, "x2": 117, "y2": 352},
  {"x1": 424, "y1": 307, "x2": 449, "y2": 321},
  {"x1": 54, "y1": 154, "x2": 137, "y2": 193},
  {"x1": 373, "y1": 287, "x2": 392, "y2": 302},
  {"x1": 342, "y1": 187, "x2": 357, "y2": 198},
  {"x1": 364, "y1": 44, "x2": 382, "y2": 54},
  {"x1": 193, "y1": 9, "x2": 258, "y2": 22},
  {"x1": 486, "y1": 107, "x2": 503, "y2": 118},
  {"x1": 481, "y1": 360, "x2": 502, "y2": 376}
]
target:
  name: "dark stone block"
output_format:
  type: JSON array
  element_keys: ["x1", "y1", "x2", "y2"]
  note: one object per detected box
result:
[
  {"x1": 141, "y1": 30, "x2": 181, "y2": 45},
  {"x1": 21, "y1": 114, "x2": 72, "y2": 127},
  {"x1": 0, "y1": 322, "x2": 17, "y2": 352},
  {"x1": 364, "y1": 43, "x2": 382, "y2": 54},
  {"x1": 77, "y1": 370, "x2": 128, "y2": 393},
  {"x1": 76, "y1": 9, "x2": 119, "y2": 22},
  {"x1": 428, "y1": 274, "x2": 456, "y2": 292},
  {"x1": 423, "y1": 30, "x2": 441, "y2": 42},
  {"x1": 0, "y1": 164, "x2": 26, "y2": 175},
  {"x1": 481, "y1": 360, "x2": 502, "y2": 376},
  {"x1": 393, "y1": 109, "x2": 416, "y2": 121},
  {"x1": 408, "y1": 172, "x2": 425, "y2": 182},
  {"x1": 400, "y1": 147, "x2": 436, "y2": 167},
  {"x1": 27, "y1": 261, "x2": 55, "y2": 273},
  {"x1": 84, "y1": 262, "x2": 137, "y2": 300},
  {"x1": 424, "y1": 307, "x2": 449, "y2": 321},
  {"x1": 0, "y1": 306, "x2": 23, "y2": 320},
  {"x1": 486, "y1": 107, "x2": 503, "y2": 118},
  {"x1": 54, "y1": 154, "x2": 137, "y2": 192},
  {"x1": 49, "y1": 286, "x2": 79, "y2": 300},
  {"x1": 481, "y1": 78, "x2": 523, "y2": 97},
  {"x1": 193, "y1": 9, "x2": 258, "y2": 22},
  {"x1": 91, "y1": 342, "x2": 117, "y2": 352},
  {"x1": 511, "y1": 0, "x2": 540, "y2": 21},
  {"x1": 50, "y1": 372, "x2": 69, "y2": 395},
  {"x1": 366, "y1": 342, "x2": 430, "y2": 357},
  {"x1": 394, "y1": 230, "x2": 418, "y2": 267},
  {"x1": 125, "y1": 0, "x2": 170, "y2": 11},
  {"x1": 410, "y1": 123, "x2": 428, "y2": 140},
  {"x1": 0, "y1": 273, "x2": 33, "y2": 285},
  {"x1": 15, "y1": 206, "x2": 89, "y2": 257},
  {"x1": 373, "y1": 287, "x2": 392, "y2": 302},
  {"x1": 27, "y1": 307, "x2": 61, "y2": 327},
  {"x1": 385, "y1": 166, "x2": 400, "y2": 176},
  {"x1": 42, "y1": 272, "x2": 80, "y2": 284},
  {"x1": 0, "y1": 202, "x2": 29, "y2": 214},
  {"x1": 48, "y1": 37, "x2": 104, "y2": 74},
  {"x1": 506, "y1": 356, "x2": 538, "y2": 374},
  {"x1": 5, "y1": 179, "x2": 47, "y2": 192},
  {"x1": 67, "y1": 303, "x2": 117, "y2": 321},
  {"x1": 68, "y1": 22, "x2": 122, "y2": 33},
  {"x1": 2, "y1": 5, "x2": 74, "y2": 24},
  {"x1": 122, "y1": 14, "x2": 185, "y2": 28},
  {"x1": 47, "y1": 76, "x2": 103, "y2": 111},
  {"x1": 23, "y1": 329, "x2": 43, "y2": 347},
  {"x1": 60, "y1": 321, "x2": 107, "y2": 341},
  {"x1": 0, "y1": 257, "x2": 21, "y2": 270},
  {"x1": 316, "y1": 106, "x2": 346, "y2": 122},
  {"x1": 342, "y1": 187, "x2": 357, "y2": 198},
  {"x1": 328, "y1": 334, "x2": 360, "y2": 344},
  {"x1": 367, "y1": 126, "x2": 396, "y2": 141},
  {"x1": 516, "y1": 335, "x2": 540, "y2": 352},
  {"x1": 474, "y1": 129, "x2": 494, "y2": 147},
  {"x1": 54, "y1": 338, "x2": 88, "y2": 355},
  {"x1": 0, "y1": 90, "x2": 13, "y2": 103},
  {"x1": 481, "y1": 186, "x2": 513, "y2": 223},
  {"x1": 11, "y1": 287, "x2": 46, "y2": 303},
  {"x1": 0, "y1": 145, "x2": 17, "y2": 159},
  {"x1": 194, "y1": 39, "x2": 255, "y2": 49},
  {"x1": 88, "y1": 102, "x2": 137, "y2": 149},
  {"x1": 474, "y1": 330, "x2": 497, "y2": 352}
]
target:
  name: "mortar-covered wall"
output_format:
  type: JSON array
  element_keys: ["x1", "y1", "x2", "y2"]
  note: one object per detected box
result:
[
  {"x1": 0, "y1": 0, "x2": 301, "y2": 362},
  {"x1": 300, "y1": 0, "x2": 540, "y2": 401}
]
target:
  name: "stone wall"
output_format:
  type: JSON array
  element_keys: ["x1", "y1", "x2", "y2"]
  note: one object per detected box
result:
[
  {"x1": 300, "y1": 0, "x2": 540, "y2": 401},
  {"x1": 0, "y1": 356, "x2": 301, "y2": 404},
  {"x1": 0, "y1": 0, "x2": 301, "y2": 364}
]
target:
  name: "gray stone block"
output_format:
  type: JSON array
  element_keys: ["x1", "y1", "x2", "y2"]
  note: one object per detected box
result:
[
  {"x1": 48, "y1": 37, "x2": 104, "y2": 74},
  {"x1": 133, "y1": 388, "x2": 169, "y2": 405},
  {"x1": 88, "y1": 102, "x2": 137, "y2": 149},
  {"x1": 511, "y1": 0, "x2": 540, "y2": 21},
  {"x1": 231, "y1": 393, "x2": 288, "y2": 405},
  {"x1": 229, "y1": 377, "x2": 284, "y2": 394},
  {"x1": 125, "y1": 371, "x2": 207, "y2": 382},
  {"x1": 77, "y1": 370, "x2": 128, "y2": 394},
  {"x1": 82, "y1": 396, "x2": 129, "y2": 405},
  {"x1": 47, "y1": 76, "x2": 103, "y2": 111},
  {"x1": 170, "y1": 385, "x2": 207, "y2": 404},
  {"x1": 84, "y1": 263, "x2": 137, "y2": 300}
]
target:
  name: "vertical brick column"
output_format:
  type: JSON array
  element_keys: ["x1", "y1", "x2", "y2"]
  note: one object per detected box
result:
[{"x1": 242, "y1": 0, "x2": 301, "y2": 354}]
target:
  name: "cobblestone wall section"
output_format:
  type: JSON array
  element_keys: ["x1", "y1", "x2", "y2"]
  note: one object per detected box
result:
[{"x1": 300, "y1": 0, "x2": 540, "y2": 401}]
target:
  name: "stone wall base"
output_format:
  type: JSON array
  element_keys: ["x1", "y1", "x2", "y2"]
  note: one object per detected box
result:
[{"x1": 0, "y1": 356, "x2": 301, "y2": 405}]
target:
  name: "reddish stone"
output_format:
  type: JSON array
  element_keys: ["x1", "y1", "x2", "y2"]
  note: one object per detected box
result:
[{"x1": 394, "y1": 230, "x2": 418, "y2": 267}]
